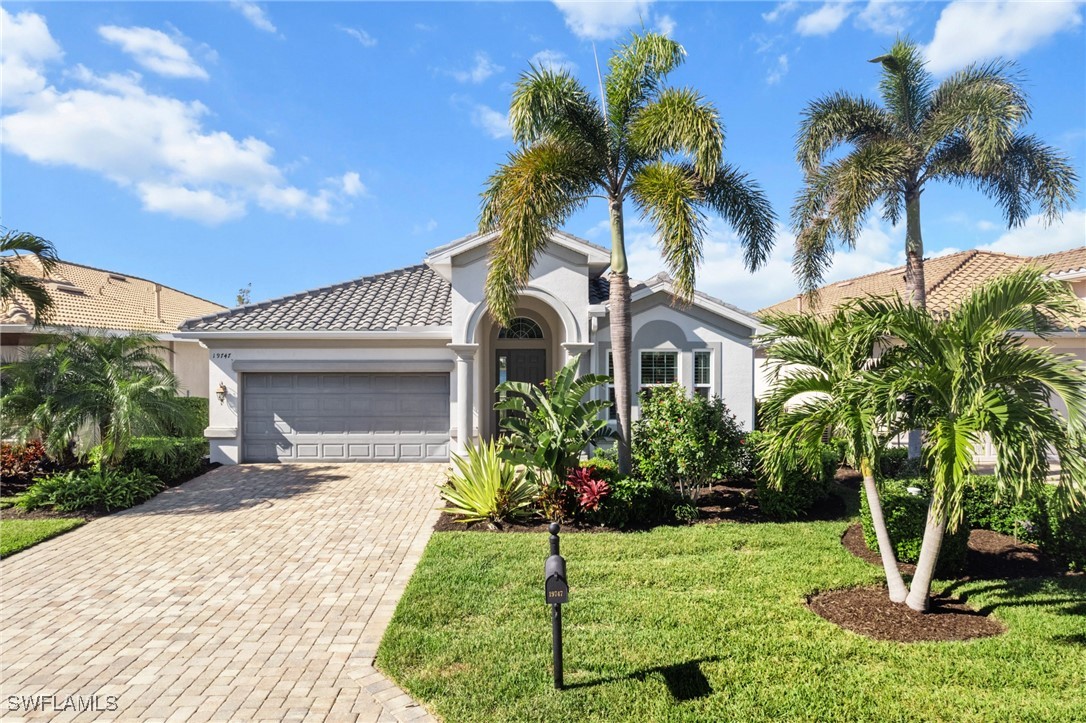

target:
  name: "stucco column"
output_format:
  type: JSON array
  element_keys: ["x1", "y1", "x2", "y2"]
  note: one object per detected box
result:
[
  {"x1": 448, "y1": 344, "x2": 479, "y2": 454},
  {"x1": 562, "y1": 342, "x2": 595, "y2": 376}
]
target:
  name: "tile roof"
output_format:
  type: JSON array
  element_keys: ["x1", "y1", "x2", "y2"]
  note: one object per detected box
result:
[
  {"x1": 758, "y1": 246, "x2": 1086, "y2": 331},
  {"x1": 180, "y1": 264, "x2": 451, "y2": 332},
  {"x1": 1, "y1": 255, "x2": 225, "y2": 333}
]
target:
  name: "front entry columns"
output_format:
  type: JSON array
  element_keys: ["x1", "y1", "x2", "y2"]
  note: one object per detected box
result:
[
  {"x1": 448, "y1": 344, "x2": 479, "y2": 454},
  {"x1": 561, "y1": 343, "x2": 594, "y2": 376}
]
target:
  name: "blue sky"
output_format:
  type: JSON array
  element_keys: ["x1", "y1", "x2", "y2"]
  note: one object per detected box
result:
[{"x1": 2, "y1": 1, "x2": 1084, "y2": 312}]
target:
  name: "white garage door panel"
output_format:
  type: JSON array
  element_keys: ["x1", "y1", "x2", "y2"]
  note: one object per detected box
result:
[{"x1": 242, "y1": 372, "x2": 450, "y2": 462}]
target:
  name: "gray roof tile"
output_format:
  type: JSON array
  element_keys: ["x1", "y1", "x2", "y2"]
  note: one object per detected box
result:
[{"x1": 180, "y1": 264, "x2": 451, "y2": 332}]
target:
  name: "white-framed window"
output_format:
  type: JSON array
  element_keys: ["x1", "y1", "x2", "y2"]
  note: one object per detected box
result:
[
  {"x1": 607, "y1": 352, "x2": 616, "y2": 420},
  {"x1": 694, "y1": 350, "x2": 712, "y2": 399},
  {"x1": 639, "y1": 350, "x2": 678, "y2": 402}
]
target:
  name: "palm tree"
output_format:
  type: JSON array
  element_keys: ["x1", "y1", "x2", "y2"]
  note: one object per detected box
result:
[
  {"x1": 479, "y1": 31, "x2": 776, "y2": 473},
  {"x1": 758, "y1": 307, "x2": 909, "y2": 602},
  {"x1": 0, "y1": 230, "x2": 60, "y2": 325},
  {"x1": 793, "y1": 39, "x2": 1077, "y2": 308},
  {"x1": 1, "y1": 331, "x2": 188, "y2": 465},
  {"x1": 864, "y1": 267, "x2": 1086, "y2": 611}
]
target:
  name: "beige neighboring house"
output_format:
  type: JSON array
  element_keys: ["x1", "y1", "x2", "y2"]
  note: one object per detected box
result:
[
  {"x1": 756, "y1": 246, "x2": 1086, "y2": 462},
  {"x1": 1, "y1": 255, "x2": 226, "y2": 397}
]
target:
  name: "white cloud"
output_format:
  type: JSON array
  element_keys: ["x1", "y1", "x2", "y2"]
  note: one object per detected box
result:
[
  {"x1": 655, "y1": 14, "x2": 676, "y2": 37},
  {"x1": 413, "y1": 218, "x2": 438, "y2": 234},
  {"x1": 766, "y1": 54, "x2": 789, "y2": 85},
  {"x1": 339, "y1": 26, "x2": 377, "y2": 47},
  {"x1": 471, "y1": 104, "x2": 511, "y2": 139},
  {"x1": 450, "y1": 52, "x2": 502, "y2": 84},
  {"x1": 976, "y1": 219, "x2": 997, "y2": 232},
  {"x1": 763, "y1": 1, "x2": 799, "y2": 23},
  {"x1": 795, "y1": 2, "x2": 852, "y2": 36},
  {"x1": 924, "y1": 1, "x2": 1083, "y2": 75},
  {"x1": 98, "y1": 25, "x2": 208, "y2": 80},
  {"x1": 230, "y1": 1, "x2": 277, "y2": 34},
  {"x1": 529, "y1": 49, "x2": 577, "y2": 74},
  {"x1": 971, "y1": 209, "x2": 1086, "y2": 257},
  {"x1": 0, "y1": 8, "x2": 63, "y2": 107},
  {"x1": 552, "y1": 0, "x2": 654, "y2": 40},
  {"x1": 0, "y1": 11, "x2": 360, "y2": 225},
  {"x1": 855, "y1": 1, "x2": 909, "y2": 35}
]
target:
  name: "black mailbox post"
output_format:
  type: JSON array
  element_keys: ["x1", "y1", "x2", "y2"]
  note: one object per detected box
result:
[{"x1": 545, "y1": 522, "x2": 567, "y2": 689}]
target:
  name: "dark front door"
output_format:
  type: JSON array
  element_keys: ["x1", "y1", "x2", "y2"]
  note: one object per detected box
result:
[{"x1": 494, "y1": 349, "x2": 547, "y2": 433}]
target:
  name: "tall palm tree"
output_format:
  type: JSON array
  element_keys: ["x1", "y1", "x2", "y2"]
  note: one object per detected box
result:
[
  {"x1": 0, "y1": 230, "x2": 60, "y2": 325},
  {"x1": 480, "y1": 32, "x2": 776, "y2": 472},
  {"x1": 864, "y1": 267, "x2": 1086, "y2": 611},
  {"x1": 1, "y1": 331, "x2": 187, "y2": 465},
  {"x1": 758, "y1": 307, "x2": 909, "y2": 602},
  {"x1": 793, "y1": 40, "x2": 1077, "y2": 308}
]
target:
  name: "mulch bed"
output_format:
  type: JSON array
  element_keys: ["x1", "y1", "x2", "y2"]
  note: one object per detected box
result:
[{"x1": 807, "y1": 586, "x2": 1006, "y2": 642}]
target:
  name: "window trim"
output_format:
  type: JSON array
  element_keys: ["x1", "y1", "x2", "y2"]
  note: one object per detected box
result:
[
  {"x1": 693, "y1": 349, "x2": 712, "y2": 398},
  {"x1": 638, "y1": 349, "x2": 679, "y2": 401}
]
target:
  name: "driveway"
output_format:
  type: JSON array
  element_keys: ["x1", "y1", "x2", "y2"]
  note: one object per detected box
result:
[{"x1": 0, "y1": 463, "x2": 446, "y2": 722}]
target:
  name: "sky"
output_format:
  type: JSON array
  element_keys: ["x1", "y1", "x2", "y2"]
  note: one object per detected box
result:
[{"x1": 2, "y1": 0, "x2": 1084, "y2": 313}]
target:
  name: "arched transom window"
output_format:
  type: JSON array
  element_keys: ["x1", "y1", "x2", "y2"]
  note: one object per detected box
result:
[{"x1": 498, "y1": 317, "x2": 544, "y2": 339}]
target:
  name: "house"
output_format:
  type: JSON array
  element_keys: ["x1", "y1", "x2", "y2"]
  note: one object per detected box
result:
[
  {"x1": 178, "y1": 230, "x2": 764, "y2": 465},
  {"x1": 1, "y1": 255, "x2": 226, "y2": 397},
  {"x1": 756, "y1": 246, "x2": 1086, "y2": 460}
]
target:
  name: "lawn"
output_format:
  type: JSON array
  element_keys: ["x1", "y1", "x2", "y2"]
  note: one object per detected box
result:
[
  {"x1": 0, "y1": 517, "x2": 85, "y2": 558},
  {"x1": 377, "y1": 521, "x2": 1086, "y2": 722}
]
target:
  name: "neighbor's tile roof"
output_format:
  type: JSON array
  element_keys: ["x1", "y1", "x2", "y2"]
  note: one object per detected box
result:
[
  {"x1": 1, "y1": 255, "x2": 225, "y2": 333},
  {"x1": 180, "y1": 264, "x2": 452, "y2": 332},
  {"x1": 758, "y1": 247, "x2": 1086, "y2": 331}
]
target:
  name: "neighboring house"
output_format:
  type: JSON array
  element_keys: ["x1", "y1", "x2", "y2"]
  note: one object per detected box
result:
[
  {"x1": 756, "y1": 246, "x2": 1086, "y2": 461},
  {"x1": 178, "y1": 230, "x2": 763, "y2": 465},
  {"x1": 1, "y1": 255, "x2": 226, "y2": 397}
]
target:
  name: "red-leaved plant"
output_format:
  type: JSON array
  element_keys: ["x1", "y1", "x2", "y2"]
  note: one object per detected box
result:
[{"x1": 566, "y1": 467, "x2": 611, "y2": 512}]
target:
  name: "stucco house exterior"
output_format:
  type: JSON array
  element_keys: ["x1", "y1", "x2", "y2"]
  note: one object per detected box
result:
[
  {"x1": 179, "y1": 230, "x2": 764, "y2": 465},
  {"x1": 1, "y1": 255, "x2": 226, "y2": 397}
]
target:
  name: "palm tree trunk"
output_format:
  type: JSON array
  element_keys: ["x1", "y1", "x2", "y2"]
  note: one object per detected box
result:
[
  {"x1": 905, "y1": 503, "x2": 947, "y2": 612},
  {"x1": 609, "y1": 200, "x2": 633, "y2": 474},
  {"x1": 904, "y1": 187, "x2": 925, "y2": 459},
  {"x1": 861, "y1": 459, "x2": 908, "y2": 603}
]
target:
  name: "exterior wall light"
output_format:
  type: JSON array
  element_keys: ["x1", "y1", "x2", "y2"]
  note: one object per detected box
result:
[{"x1": 216, "y1": 382, "x2": 228, "y2": 405}]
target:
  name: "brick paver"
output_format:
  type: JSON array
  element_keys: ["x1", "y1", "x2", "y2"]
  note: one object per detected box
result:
[{"x1": 1, "y1": 463, "x2": 445, "y2": 722}]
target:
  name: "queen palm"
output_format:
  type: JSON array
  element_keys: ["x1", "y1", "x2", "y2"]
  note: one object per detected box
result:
[
  {"x1": 0, "y1": 230, "x2": 60, "y2": 325},
  {"x1": 759, "y1": 306, "x2": 909, "y2": 602},
  {"x1": 865, "y1": 267, "x2": 1086, "y2": 611},
  {"x1": 480, "y1": 32, "x2": 776, "y2": 472},
  {"x1": 793, "y1": 39, "x2": 1077, "y2": 308}
]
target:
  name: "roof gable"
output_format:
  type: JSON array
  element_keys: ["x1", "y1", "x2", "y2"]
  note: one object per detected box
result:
[{"x1": 425, "y1": 229, "x2": 611, "y2": 281}]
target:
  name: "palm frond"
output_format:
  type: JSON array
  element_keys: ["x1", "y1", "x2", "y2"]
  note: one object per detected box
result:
[
  {"x1": 627, "y1": 87, "x2": 723, "y2": 182},
  {"x1": 509, "y1": 66, "x2": 609, "y2": 155},
  {"x1": 700, "y1": 162, "x2": 777, "y2": 272},
  {"x1": 871, "y1": 39, "x2": 933, "y2": 135},
  {"x1": 796, "y1": 92, "x2": 895, "y2": 173},
  {"x1": 604, "y1": 32, "x2": 685, "y2": 146}
]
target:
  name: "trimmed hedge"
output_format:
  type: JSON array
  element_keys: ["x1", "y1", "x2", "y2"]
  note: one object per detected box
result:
[
  {"x1": 155, "y1": 396, "x2": 208, "y2": 439},
  {"x1": 590, "y1": 476, "x2": 677, "y2": 529},
  {"x1": 119, "y1": 437, "x2": 207, "y2": 484},
  {"x1": 860, "y1": 478, "x2": 969, "y2": 576},
  {"x1": 879, "y1": 448, "x2": 926, "y2": 480},
  {"x1": 1038, "y1": 496, "x2": 1086, "y2": 573},
  {"x1": 751, "y1": 431, "x2": 838, "y2": 521}
]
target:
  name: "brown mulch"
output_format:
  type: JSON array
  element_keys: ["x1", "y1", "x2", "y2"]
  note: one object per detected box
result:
[
  {"x1": 807, "y1": 586, "x2": 1005, "y2": 642},
  {"x1": 432, "y1": 513, "x2": 618, "y2": 533},
  {"x1": 841, "y1": 522, "x2": 1054, "y2": 579}
]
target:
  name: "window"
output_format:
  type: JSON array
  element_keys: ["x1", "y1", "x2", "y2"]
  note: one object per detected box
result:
[
  {"x1": 498, "y1": 317, "x2": 543, "y2": 339},
  {"x1": 694, "y1": 351, "x2": 712, "y2": 399},
  {"x1": 607, "y1": 353, "x2": 616, "y2": 420},
  {"x1": 639, "y1": 351, "x2": 678, "y2": 402}
]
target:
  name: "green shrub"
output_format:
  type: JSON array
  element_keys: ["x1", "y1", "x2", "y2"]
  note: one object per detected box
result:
[
  {"x1": 860, "y1": 478, "x2": 969, "y2": 576},
  {"x1": 440, "y1": 440, "x2": 536, "y2": 524},
  {"x1": 119, "y1": 437, "x2": 207, "y2": 484},
  {"x1": 161, "y1": 396, "x2": 209, "y2": 438},
  {"x1": 591, "y1": 476, "x2": 677, "y2": 529},
  {"x1": 962, "y1": 475, "x2": 1044, "y2": 542},
  {"x1": 18, "y1": 468, "x2": 164, "y2": 512},
  {"x1": 633, "y1": 385, "x2": 747, "y2": 498},
  {"x1": 1037, "y1": 494, "x2": 1086, "y2": 573},
  {"x1": 751, "y1": 431, "x2": 837, "y2": 521},
  {"x1": 580, "y1": 456, "x2": 619, "y2": 485}
]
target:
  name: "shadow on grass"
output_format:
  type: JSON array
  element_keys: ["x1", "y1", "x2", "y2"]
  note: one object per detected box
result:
[
  {"x1": 940, "y1": 577, "x2": 1086, "y2": 617},
  {"x1": 124, "y1": 464, "x2": 352, "y2": 516},
  {"x1": 1052, "y1": 633, "x2": 1086, "y2": 646},
  {"x1": 566, "y1": 656, "x2": 721, "y2": 701}
]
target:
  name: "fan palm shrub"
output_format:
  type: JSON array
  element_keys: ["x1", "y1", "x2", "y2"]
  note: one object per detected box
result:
[{"x1": 480, "y1": 31, "x2": 776, "y2": 472}]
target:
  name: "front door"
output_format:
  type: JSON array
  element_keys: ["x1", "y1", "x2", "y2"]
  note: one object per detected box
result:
[{"x1": 494, "y1": 349, "x2": 547, "y2": 434}]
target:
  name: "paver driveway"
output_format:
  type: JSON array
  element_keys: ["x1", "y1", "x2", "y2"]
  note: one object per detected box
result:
[{"x1": 0, "y1": 463, "x2": 447, "y2": 722}]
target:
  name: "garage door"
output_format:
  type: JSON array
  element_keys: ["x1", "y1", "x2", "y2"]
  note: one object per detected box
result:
[{"x1": 242, "y1": 373, "x2": 450, "y2": 462}]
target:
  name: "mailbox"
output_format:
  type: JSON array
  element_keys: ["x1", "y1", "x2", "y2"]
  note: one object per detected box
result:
[{"x1": 545, "y1": 555, "x2": 568, "y2": 604}]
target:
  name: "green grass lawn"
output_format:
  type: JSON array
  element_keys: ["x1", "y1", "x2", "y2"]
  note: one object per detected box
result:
[
  {"x1": 0, "y1": 517, "x2": 85, "y2": 558},
  {"x1": 378, "y1": 521, "x2": 1086, "y2": 722}
]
